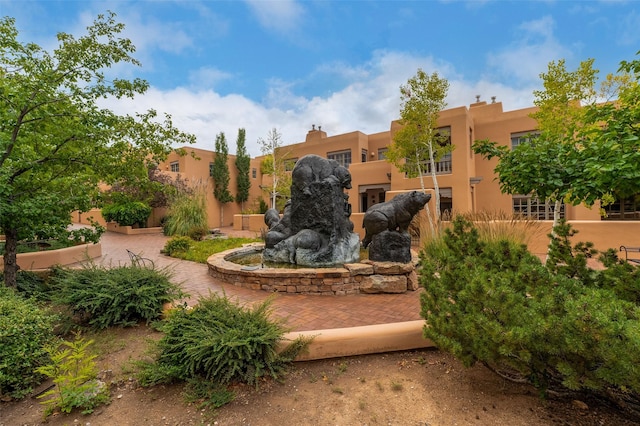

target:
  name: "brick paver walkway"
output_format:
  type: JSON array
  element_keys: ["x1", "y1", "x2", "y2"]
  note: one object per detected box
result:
[{"x1": 91, "y1": 227, "x2": 424, "y2": 332}]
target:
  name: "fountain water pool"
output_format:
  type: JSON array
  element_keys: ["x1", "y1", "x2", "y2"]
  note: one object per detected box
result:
[{"x1": 206, "y1": 243, "x2": 421, "y2": 295}]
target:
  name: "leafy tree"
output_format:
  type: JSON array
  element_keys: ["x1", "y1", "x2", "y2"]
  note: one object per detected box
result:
[
  {"x1": 473, "y1": 59, "x2": 598, "y2": 232},
  {"x1": 385, "y1": 69, "x2": 451, "y2": 233},
  {"x1": 105, "y1": 162, "x2": 193, "y2": 209},
  {"x1": 212, "y1": 132, "x2": 234, "y2": 226},
  {"x1": 258, "y1": 128, "x2": 288, "y2": 209},
  {"x1": 234, "y1": 128, "x2": 251, "y2": 211},
  {"x1": 0, "y1": 13, "x2": 194, "y2": 287},
  {"x1": 579, "y1": 51, "x2": 640, "y2": 214}
]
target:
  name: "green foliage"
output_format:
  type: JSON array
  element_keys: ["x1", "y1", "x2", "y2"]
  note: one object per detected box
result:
[
  {"x1": 472, "y1": 57, "x2": 640, "y2": 218},
  {"x1": 50, "y1": 263, "x2": 186, "y2": 330},
  {"x1": 105, "y1": 163, "x2": 194, "y2": 209},
  {"x1": 386, "y1": 69, "x2": 450, "y2": 224},
  {"x1": 420, "y1": 216, "x2": 640, "y2": 400},
  {"x1": 387, "y1": 69, "x2": 451, "y2": 178},
  {"x1": 579, "y1": 51, "x2": 640, "y2": 203},
  {"x1": 187, "y1": 226, "x2": 209, "y2": 241},
  {"x1": 36, "y1": 335, "x2": 110, "y2": 416},
  {"x1": 0, "y1": 13, "x2": 194, "y2": 287},
  {"x1": 234, "y1": 128, "x2": 251, "y2": 206},
  {"x1": 212, "y1": 132, "x2": 234, "y2": 205},
  {"x1": 258, "y1": 128, "x2": 290, "y2": 209},
  {"x1": 258, "y1": 197, "x2": 269, "y2": 214},
  {"x1": 165, "y1": 237, "x2": 261, "y2": 263},
  {"x1": 102, "y1": 201, "x2": 152, "y2": 227},
  {"x1": 163, "y1": 188, "x2": 208, "y2": 237},
  {"x1": 162, "y1": 236, "x2": 193, "y2": 256},
  {"x1": 13, "y1": 270, "x2": 50, "y2": 300},
  {"x1": 68, "y1": 221, "x2": 105, "y2": 245},
  {"x1": 182, "y1": 378, "x2": 235, "y2": 410},
  {"x1": 0, "y1": 286, "x2": 59, "y2": 398},
  {"x1": 143, "y1": 294, "x2": 309, "y2": 387}
]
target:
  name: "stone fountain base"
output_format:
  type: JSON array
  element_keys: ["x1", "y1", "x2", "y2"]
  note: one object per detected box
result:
[{"x1": 207, "y1": 244, "x2": 420, "y2": 295}]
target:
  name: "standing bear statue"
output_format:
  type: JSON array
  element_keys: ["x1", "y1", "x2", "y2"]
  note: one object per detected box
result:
[{"x1": 362, "y1": 191, "x2": 431, "y2": 262}]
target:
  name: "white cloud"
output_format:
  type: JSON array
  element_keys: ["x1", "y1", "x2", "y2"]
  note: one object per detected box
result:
[
  {"x1": 486, "y1": 16, "x2": 571, "y2": 84},
  {"x1": 188, "y1": 67, "x2": 234, "y2": 90},
  {"x1": 100, "y1": 49, "x2": 536, "y2": 159},
  {"x1": 244, "y1": 0, "x2": 305, "y2": 35}
]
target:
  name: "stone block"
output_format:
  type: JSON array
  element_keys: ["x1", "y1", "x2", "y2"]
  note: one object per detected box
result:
[{"x1": 360, "y1": 274, "x2": 407, "y2": 294}]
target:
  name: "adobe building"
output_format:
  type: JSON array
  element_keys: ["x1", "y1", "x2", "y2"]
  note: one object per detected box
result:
[{"x1": 160, "y1": 98, "x2": 602, "y2": 231}]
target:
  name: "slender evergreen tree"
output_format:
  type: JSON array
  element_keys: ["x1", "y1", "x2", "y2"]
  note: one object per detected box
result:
[
  {"x1": 212, "y1": 132, "x2": 234, "y2": 226},
  {"x1": 234, "y1": 128, "x2": 251, "y2": 212}
]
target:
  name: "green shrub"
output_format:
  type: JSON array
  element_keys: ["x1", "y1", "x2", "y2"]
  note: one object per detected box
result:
[
  {"x1": 162, "y1": 236, "x2": 192, "y2": 256},
  {"x1": 36, "y1": 335, "x2": 109, "y2": 416},
  {"x1": 0, "y1": 286, "x2": 59, "y2": 398},
  {"x1": 139, "y1": 294, "x2": 309, "y2": 387},
  {"x1": 420, "y1": 216, "x2": 640, "y2": 401},
  {"x1": 258, "y1": 197, "x2": 268, "y2": 214},
  {"x1": 163, "y1": 190, "x2": 208, "y2": 236},
  {"x1": 50, "y1": 263, "x2": 186, "y2": 330},
  {"x1": 0, "y1": 270, "x2": 50, "y2": 300},
  {"x1": 188, "y1": 226, "x2": 209, "y2": 241},
  {"x1": 102, "y1": 201, "x2": 152, "y2": 227}
]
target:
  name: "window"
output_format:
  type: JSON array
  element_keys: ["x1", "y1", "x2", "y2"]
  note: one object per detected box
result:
[
  {"x1": 378, "y1": 148, "x2": 388, "y2": 160},
  {"x1": 327, "y1": 149, "x2": 351, "y2": 168},
  {"x1": 424, "y1": 127, "x2": 452, "y2": 175},
  {"x1": 511, "y1": 131, "x2": 539, "y2": 149},
  {"x1": 284, "y1": 158, "x2": 298, "y2": 171},
  {"x1": 361, "y1": 149, "x2": 368, "y2": 163},
  {"x1": 252, "y1": 168, "x2": 257, "y2": 179},
  {"x1": 439, "y1": 187, "x2": 453, "y2": 219},
  {"x1": 209, "y1": 162, "x2": 214, "y2": 177},
  {"x1": 170, "y1": 161, "x2": 179, "y2": 173},
  {"x1": 513, "y1": 195, "x2": 563, "y2": 220},
  {"x1": 602, "y1": 194, "x2": 640, "y2": 220}
]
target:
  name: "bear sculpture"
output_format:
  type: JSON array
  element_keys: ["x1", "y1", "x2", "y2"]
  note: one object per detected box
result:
[
  {"x1": 362, "y1": 191, "x2": 431, "y2": 249},
  {"x1": 291, "y1": 154, "x2": 351, "y2": 196}
]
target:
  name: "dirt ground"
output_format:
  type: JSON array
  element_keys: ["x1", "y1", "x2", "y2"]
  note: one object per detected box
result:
[{"x1": 1, "y1": 325, "x2": 638, "y2": 426}]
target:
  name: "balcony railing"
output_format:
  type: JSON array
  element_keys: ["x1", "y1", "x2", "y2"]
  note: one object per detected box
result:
[{"x1": 425, "y1": 159, "x2": 452, "y2": 174}]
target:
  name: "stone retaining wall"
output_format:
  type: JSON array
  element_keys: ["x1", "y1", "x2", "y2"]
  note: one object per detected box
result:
[{"x1": 207, "y1": 244, "x2": 420, "y2": 295}]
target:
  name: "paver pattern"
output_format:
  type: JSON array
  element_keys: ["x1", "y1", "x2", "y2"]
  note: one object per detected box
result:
[{"x1": 91, "y1": 227, "x2": 424, "y2": 331}]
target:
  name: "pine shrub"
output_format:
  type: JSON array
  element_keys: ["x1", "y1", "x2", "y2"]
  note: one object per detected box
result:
[
  {"x1": 0, "y1": 286, "x2": 59, "y2": 398},
  {"x1": 50, "y1": 263, "x2": 186, "y2": 330},
  {"x1": 140, "y1": 294, "x2": 309, "y2": 386},
  {"x1": 420, "y1": 216, "x2": 640, "y2": 401}
]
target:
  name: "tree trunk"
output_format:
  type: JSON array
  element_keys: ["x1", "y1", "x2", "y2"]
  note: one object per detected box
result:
[
  {"x1": 415, "y1": 151, "x2": 435, "y2": 238},
  {"x1": 2, "y1": 228, "x2": 19, "y2": 288},
  {"x1": 220, "y1": 205, "x2": 224, "y2": 228},
  {"x1": 427, "y1": 141, "x2": 441, "y2": 223},
  {"x1": 545, "y1": 198, "x2": 563, "y2": 262}
]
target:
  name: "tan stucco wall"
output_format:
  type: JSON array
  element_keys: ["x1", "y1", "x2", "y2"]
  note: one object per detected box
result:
[{"x1": 0, "y1": 243, "x2": 102, "y2": 271}]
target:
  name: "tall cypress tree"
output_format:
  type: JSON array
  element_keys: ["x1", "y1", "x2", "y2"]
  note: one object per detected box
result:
[
  {"x1": 213, "y1": 132, "x2": 234, "y2": 226},
  {"x1": 234, "y1": 128, "x2": 251, "y2": 211}
]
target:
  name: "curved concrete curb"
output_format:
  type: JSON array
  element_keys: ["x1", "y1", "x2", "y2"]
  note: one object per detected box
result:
[{"x1": 280, "y1": 320, "x2": 434, "y2": 361}]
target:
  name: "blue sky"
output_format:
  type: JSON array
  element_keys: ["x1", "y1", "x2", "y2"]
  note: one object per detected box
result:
[{"x1": 2, "y1": 0, "x2": 640, "y2": 156}]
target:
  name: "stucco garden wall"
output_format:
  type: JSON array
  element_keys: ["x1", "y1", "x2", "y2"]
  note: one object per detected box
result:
[{"x1": 0, "y1": 243, "x2": 101, "y2": 271}]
